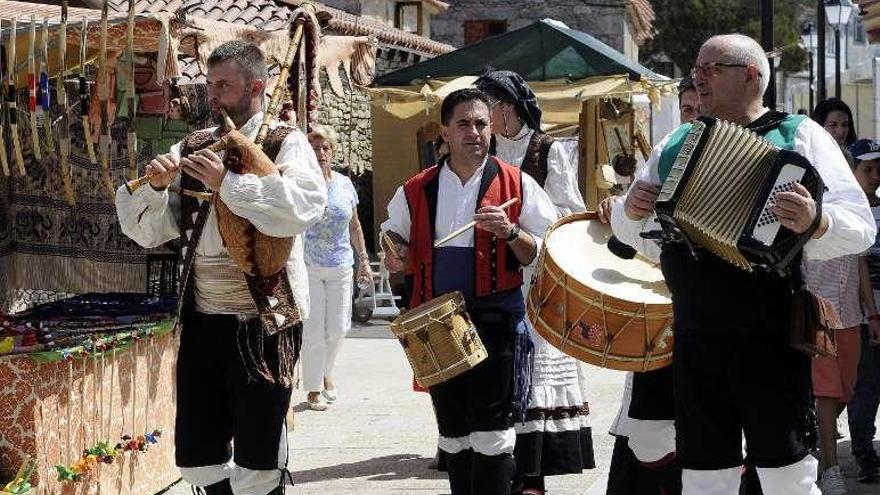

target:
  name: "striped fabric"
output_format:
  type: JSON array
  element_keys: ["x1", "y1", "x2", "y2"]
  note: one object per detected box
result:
[{"x1": 804, "y1": 254, "x2": 863, "y2": 329}]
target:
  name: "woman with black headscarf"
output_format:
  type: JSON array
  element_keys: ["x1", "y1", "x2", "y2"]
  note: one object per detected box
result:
[
  {"x1": 477, "y1": 70, "x2": 586, "y2": 215},
  {"x1": 477, "y1": 70, "x2": 594, "y2": 495}
]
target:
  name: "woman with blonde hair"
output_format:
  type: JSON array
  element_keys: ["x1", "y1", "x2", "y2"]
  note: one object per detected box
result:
[{"x1": 302, "y1": 124, "x2": 372, "y2": 410}]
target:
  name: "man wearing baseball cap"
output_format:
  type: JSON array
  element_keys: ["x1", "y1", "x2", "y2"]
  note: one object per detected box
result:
[{"x1": 847, "y1": 138, "x2": 880, "y2": 483}]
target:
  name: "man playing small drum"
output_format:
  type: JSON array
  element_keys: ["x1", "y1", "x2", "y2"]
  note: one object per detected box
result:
[
  {"x1": 612, "y1": 34, "x2": 875, "y2": 494},
  {"x1": 381, "y1": 88, "x2": 557, "y2": 495}
]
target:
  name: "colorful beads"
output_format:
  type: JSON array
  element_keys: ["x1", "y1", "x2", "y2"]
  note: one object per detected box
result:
[{"x1": 54, "y1": 428, "x2": 162, "y2": 483}]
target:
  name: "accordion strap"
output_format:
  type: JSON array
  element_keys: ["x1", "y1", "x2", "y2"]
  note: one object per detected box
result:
[{"x1": 788, "y1": 200, "x2": 826, "y2": 290}]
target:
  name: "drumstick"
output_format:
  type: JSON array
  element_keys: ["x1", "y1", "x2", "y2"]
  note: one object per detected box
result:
[
  {"x1": 434, "y1": 198, "x2": 519, "y2": 248},
  {"x1": 381, "y1": 231, "x2": 400, "y2": 259}
]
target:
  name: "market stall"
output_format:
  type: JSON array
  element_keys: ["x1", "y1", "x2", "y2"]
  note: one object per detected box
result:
[
  {"x1": 0, "y1": 0, "x2": 376, "y2": 309},
  {"x1": 0, "y1": 294, "x2": 176, "y2": 495},
  {"x1": 369, "y1": 19, "x2": 678, "y2": 242},
  {"x1": 0, "y1": 2, "x2": 378, "y2": 494}
]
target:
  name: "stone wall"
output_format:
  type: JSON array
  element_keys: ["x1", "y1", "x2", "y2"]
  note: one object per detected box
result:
[
  {"x1": 430, "y1": 0, "x2": 634, "y2": 57},
  {"x1": 315, "y1": 70, "x2": 373, "y2": 175},
  {"x1": 319, "y1": 0, "x2": 363, "y2": 14},
  {"x1": 375, "y1": 49, "x2": 427, "y2": 77}
]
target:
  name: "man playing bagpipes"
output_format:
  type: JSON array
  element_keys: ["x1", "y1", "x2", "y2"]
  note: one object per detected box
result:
[{"x1": 115, "y1": 40, "x2": 326, "y2": 495}]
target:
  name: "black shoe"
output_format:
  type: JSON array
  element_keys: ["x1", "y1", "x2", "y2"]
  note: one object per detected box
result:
[
  {"x1": 856, "y1": 451, "x2": 880, "y2": 482},
  {"x1": 202, "y1": 479, "x2": 233, "y2": 495},
  {"x1": 471, "y1": 453, "x2": 516, "y2": 495},
  {"x1": 446, "y1": 449, "x2": 474, "y2": 495},
  {"x1": 740, "y1": 464, "x2": 764, "y2": 495}
]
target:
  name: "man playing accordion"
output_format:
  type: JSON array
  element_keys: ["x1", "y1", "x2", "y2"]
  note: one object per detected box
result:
[{"x1": 611, "y1": 34, "x2": 875, "y2": 494}]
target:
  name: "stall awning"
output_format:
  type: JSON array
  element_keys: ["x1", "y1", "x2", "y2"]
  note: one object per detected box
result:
[
  {"x1": 375, "y1": 19, "x2": 664, "y2": 86},
  {"x1": 370, "y1": 74, "x2": 674, "y2": 126}
]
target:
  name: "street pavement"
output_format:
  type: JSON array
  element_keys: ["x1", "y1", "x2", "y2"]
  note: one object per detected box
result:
[{"x1": 163, "y1": 319, "x2": 880, "y2": 495}]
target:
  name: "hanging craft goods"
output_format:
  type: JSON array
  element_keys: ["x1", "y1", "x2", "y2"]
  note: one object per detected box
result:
[
  {"x1": 124, "y1": 0, "x2": 138, "y2": 181},
  {"x1": 0, "y1": 20, "x2": 8, "y2": 177},
  {"x1": 79, "y1": 16, "x2": 97, "y2": 165},
  {"x1": 7, "y1": 17, "x2": 26, "y2": 175},
  {"x1": 58, "y1": 1, "x2": 76, "y2": 206},
  {"x1": 39, "y1": 18, "x2": 56, "y2": 160},
  {"x1": 2, "y1": 456, "x2": 36, "y2": 494},
  {"x1": 54, "y1": 430, "x2": 162, "y2": 482},
  {"x1": 27, "y1": 16, "x2": 41, "y2": 163},
  {"x1": 97, "y1": 0, "x2": 114, "y2": 197},
  {"x1": 53, "y1": 326, "x2": 164, "y2": 484}
]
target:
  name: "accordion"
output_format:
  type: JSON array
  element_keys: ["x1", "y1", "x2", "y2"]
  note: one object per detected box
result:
[{"x1": 651, "y1": 117, "x2": 825, "y2": 273}]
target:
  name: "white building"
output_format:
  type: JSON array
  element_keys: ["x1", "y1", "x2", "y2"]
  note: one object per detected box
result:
[{"x1": 785, "y1": 12, "x2": 880, "y2": 139}]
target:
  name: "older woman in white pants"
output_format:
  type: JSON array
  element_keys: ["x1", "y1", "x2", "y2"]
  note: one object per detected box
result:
[{"x1": 302, "y1": 125, "x2": 371, "y2": 411}]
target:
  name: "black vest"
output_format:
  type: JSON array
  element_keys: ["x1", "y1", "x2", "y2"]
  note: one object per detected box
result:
[{"x1": 660, "y1": 112, "x2": 795, "y2": 335}]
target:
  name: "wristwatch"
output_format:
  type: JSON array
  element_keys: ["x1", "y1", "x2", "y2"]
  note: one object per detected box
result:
[{"x1": 503, "y1": 224, "x2": 521, "y2": 242}]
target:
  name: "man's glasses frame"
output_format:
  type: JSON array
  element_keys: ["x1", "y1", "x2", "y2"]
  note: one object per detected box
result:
[{"x1": 690, "y1": 62, "x2": 752, "y2": 79}]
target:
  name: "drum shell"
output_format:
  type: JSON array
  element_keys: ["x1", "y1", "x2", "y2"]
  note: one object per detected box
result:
[
  {"x1": 390, "y1": 292, "x2": 488, "y2": 387},
  {"x1": 527, "y1": 212, "x2": 674, "y2": 372}
]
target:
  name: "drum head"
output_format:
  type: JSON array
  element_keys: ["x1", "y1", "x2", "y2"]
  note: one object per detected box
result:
[
  {"x1": 545, "y1": 218, "x2": 671, "y2": 306},
  {"x1": 391, "y1": 291, "x2": 464, "y2": 335}
]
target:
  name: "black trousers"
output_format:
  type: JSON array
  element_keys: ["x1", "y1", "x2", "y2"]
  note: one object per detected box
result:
[
  {"x1": 429, "y1": 311, "x2": 521, "y2": 495},
  {"x1": 629, "y1": 366, "x2": 675, "y2": 420},
  {"x1": 674, "y1": 331, "x2": 811, "y2": 470},
  {"x1": 429, "y1": 311, "x2": 518, "y2": 442},
  {"x1": 175, "y1": 311, "x2": 293, "y2": 470}
]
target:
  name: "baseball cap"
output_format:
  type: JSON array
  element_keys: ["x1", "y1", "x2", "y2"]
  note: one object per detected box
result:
[
  {"x1": 678, "y1": 76, "x2": 695, "y2": 96},
  {"x1": 848, "y1": 139, "x2": 880, "y2": 161}
]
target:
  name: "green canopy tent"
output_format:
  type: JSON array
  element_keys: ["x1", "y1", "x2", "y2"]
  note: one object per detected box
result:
[{"x1": 376, "y1": 18, "x2": 663, "y2": 86}]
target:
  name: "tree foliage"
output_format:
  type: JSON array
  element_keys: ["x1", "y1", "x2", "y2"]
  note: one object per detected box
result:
[{"x1": 649, "y1": 0, "x2": 812, "y2": 75}]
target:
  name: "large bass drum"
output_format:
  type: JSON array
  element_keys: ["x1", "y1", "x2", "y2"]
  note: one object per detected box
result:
[{"x1": 527, "y1": 212, "x2": 674, "y2": 371}]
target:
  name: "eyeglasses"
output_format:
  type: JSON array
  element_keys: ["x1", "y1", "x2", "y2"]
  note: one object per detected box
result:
[
  {"x1": 690, "y1": 62, "x2": 751, "y2": 79},
  {"x1": 484, "y1": 96, "x2": 502, "y2": 109}
]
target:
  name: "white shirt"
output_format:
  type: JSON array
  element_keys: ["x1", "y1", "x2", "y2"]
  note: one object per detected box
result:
[
  {"x1": 611, "y1": 116, "x2": 876, "y2": 263},
  {"x1": 380, "y1": 158, "x2": 559, "y2": 251},
  {"x1": 114, "y1": 112, "x2": 327, "y2": 319},
  {"x1": 495, "y1": 126, "x2": 586, "y2": 216}
]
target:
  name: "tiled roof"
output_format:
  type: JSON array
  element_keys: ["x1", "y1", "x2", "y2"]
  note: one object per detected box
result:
[
  {"x1": 0, "y1": 0, "x2": 100, "y2": 20},
  {"x1": 856, "y1": 0, "x2": 880, "y2": 43},
  {"x1": 77, "y1": 0, "x2": 453, "y2": 55},
  {"x1": 277, "y1": 0, "x2": 453, "y2": 56},
  {"x1": 628, "y1": 0, "x2": 655, "y2": 45},
  {"x1": 75, "y1": 0, "x2": 293, "y2": 29},
  {"x1": 423, "y1": 0, "x2": 449, "y2": 12}
]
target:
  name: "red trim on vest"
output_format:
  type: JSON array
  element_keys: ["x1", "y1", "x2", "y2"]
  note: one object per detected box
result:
[{"x1": 403, "y1": 157, "x2": 523, "y2": 308}]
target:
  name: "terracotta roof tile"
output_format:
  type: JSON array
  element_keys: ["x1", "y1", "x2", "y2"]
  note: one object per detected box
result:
[
  {"x1": 277, "y1": 0, "x2": 453, "y2": 56},
  {"x1": 10, "y1": 0, "x2": 450, "y2": 81},
  {"x1": 73, "y1": 0, "x2": 451, "y2": 55},
  {"x1": 0, "y1": 0, "x2": 99, "y2": 21},
  {"x1": 629, "y1": 0, "x2": 655, "y2": 44}
]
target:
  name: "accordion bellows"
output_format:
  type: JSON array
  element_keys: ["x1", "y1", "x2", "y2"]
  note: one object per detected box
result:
[{"x1": 655, "y1": 117, "x2": 824, "y2": 272}]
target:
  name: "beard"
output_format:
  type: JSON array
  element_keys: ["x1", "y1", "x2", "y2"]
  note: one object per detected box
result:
[{"x1": 212, "y1": 92, "x2": 254, "y2": 129}]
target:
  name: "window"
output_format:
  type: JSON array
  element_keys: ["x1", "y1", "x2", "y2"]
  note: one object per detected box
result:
[
  {"x1": 395, "y1": 2, "x2": 422, "y2": 35},
  {"x1": 853, "y1": 17, "x2": 866, "y2": 44},
  {"x1": 463, "y1": 20, "x2": 507, "y2": 45}
]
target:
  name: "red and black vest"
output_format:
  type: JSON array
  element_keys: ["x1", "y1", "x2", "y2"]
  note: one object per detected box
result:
[{"x1": 403, "y1": 156, "x2": 524, "y2": 308}]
